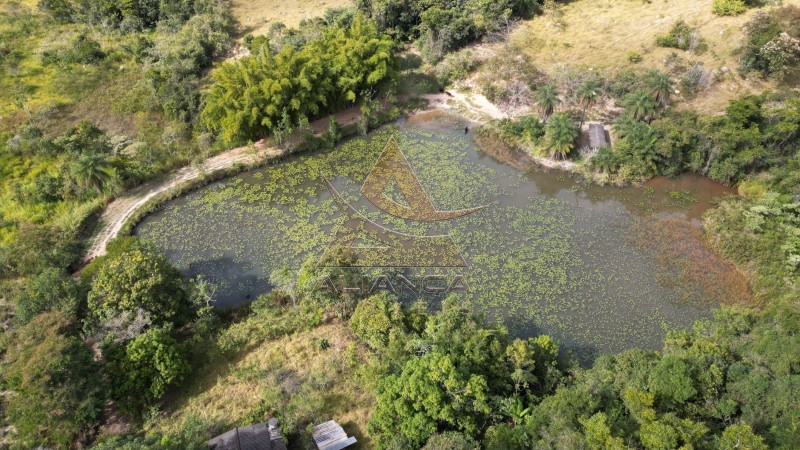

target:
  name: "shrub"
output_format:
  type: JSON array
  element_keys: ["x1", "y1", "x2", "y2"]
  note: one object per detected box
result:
[
  {"x1": 349, "y1": 292, "x2": 406, "y2": 351},
  {"x1": 4, "y1": 312, "x2": 102, "y2": 448},
  {"x1": 608, "y1": 69, "x2": 643, "y2": 99},
  {"x1": 760, "y1": 32, "x2": 800, "y2": 79},
  {"x1": 15, "y1": 267, "x2": 83, "y2": 324},
  {"x1": 679, "y1": 62, "x2": 713, "y2": 95},
  {"x1": 40, "y1": 33, "x2": 104, "y2": 66},
  {"x1": 656, "y1": 20, "x2": 701, "y2": 52},
  {"x1": 104, "y1": 328, "x2": 190, "y2": 415},
  {"x1": 422, "y1": 432, "x2": 479, "y2": 450},
  {"x1": 0, "y1": 222, "x2": 80, "y2": 276},
  {"x1": 712, "y1": 0, "x2": 747, "y2": 16},
  {"x1": 434, "y1": 49, "x2": 479, "y2": 85},
  {"x1": 627, "y1": 50, "x2": 643, "y2": 63}
]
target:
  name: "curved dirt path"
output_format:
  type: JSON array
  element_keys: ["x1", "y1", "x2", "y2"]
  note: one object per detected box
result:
[
  {"x1": 82, "y1": 93, "x2": 576, "y2": 263},
  {"x1": 82, "y1": 104, "x2": 370, "y2": 263},
  {"x1": 83, "y1": 141, "x2": 282, "y2": 262}
]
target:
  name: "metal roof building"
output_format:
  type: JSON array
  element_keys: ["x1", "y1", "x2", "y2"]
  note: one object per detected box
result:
[{"x1": 312, "y1": 420, "x2": 357, "y2": 450}]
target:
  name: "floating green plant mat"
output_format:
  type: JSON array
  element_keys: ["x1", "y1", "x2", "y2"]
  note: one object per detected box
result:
[{"x1": 137, "y1": 118, "x2": 739, "y2": 360}]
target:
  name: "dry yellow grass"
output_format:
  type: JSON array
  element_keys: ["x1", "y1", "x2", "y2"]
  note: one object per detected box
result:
[
  {"x1": 508, "y1": 0, "x2": 800, "y2": 113},
  {"x1": 232, "y1": 0, "x2": 353, "y2": 35},
  {"x1": 150, "y1": 322, "x2": 375, "y2": 448}
]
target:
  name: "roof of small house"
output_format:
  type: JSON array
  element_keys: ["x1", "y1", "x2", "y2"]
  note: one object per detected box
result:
[
  {"x1": 588, "y1": 123, "x2": 608, "y2": 149},
  {"x1": 312, "y1": 420, "x2": 357, "y2": 450},
  {"x1": 207, "y1": 419, "x2": 287, "y2": 450}
]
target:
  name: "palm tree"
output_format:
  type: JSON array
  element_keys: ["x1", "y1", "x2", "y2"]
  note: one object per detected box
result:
[
  {"x1": 643, "y1": 70, "x2": 673, "y2": 107},
  {"x1": 590, "y1": 145, "x2": 618, "y2": 173},
  {"x1": 534, "y1": 84, "x2": 561, "y2": 122},
  {"x1": 543, "y1": 112, "x2": 579, "y2": 160},
  {"x1": 623, "y1": 89, "x2": 658, "y2": 122},
  {"x1": 576, "y1": 79, "x2": 602, "y2": 129},
  {"x1": 612, "y1": 114, "x2": 638, "y2": 139},
  {"x1": 71, "y1": 153, "x2": 114, "y2": 195}
]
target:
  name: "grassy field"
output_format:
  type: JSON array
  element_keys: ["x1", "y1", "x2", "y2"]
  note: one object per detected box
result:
[
  {"x1": 149, "y1": 321, "x2": 376, "y2": 448},
  {"x1": 508, "y1": 0, "x2": 799, "y2": 113},
  {"x1": 231, "y1": 0, "x2": 352, "y2": 35}
]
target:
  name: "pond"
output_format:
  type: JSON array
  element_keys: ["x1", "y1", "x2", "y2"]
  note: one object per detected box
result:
[{"x1": 136, "y1": 113, "x2": 746, "y2": 360}]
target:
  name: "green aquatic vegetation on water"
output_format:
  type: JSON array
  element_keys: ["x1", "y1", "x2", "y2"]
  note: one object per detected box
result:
[
  {"x1": 137, "y1": 120, "x2": 735, "y2": 359},
  {"x1": 668, "y1": 190, "x2": 699, "y2": 209}
]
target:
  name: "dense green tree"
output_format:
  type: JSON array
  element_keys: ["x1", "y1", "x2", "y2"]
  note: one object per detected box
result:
[
  {"x1": 348, "y1": 292, "x2": 406, "y2": 351},
  {"x1": 201, "y1": 16, "x2": 395, "y2": 145},
  {"x1": 104, "y1": 327, "x2": 190, "y2": 415},
  {"x1": 718, "y1": 423, "x2": 768, "y2": 450},
  {"x1": 369, "y1": 297, "x2": 562, "y2": 448},
  {"x1": 87, "y1": 244, "x2": 189, "y2": 326},
  {"x1": 648, "y1": 355, "x2": 697, "y2": 408},
  {"x1": 613, "y1": 120, "x2": 660, "y2": 179}
]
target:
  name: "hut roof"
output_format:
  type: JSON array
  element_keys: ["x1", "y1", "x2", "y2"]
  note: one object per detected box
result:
[
  {"x1": 588, "y1": 123, "x2": 608, "y2": 149},
  {"x1": 207, "y1": 420, "x2": 287, "y2": 450}
]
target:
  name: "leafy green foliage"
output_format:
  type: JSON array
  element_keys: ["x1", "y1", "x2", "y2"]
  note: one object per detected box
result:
[
  {"x1": 542, "y1": 112, "x2": 578, "y2": 159},
  {"x1": 103, "y1": 327, "x2": 190, "y2": 415},
  {"x1": 655, "y1": 20, "x2": 699, "y2": 51},
  {"x1": 87, "y1": 241, "x2": 189, "y2": 326},
  {"x1": 0, "y1": 222, "x2": 81, "y2": 276},
  {"x1": 201, "y1": 16, "x2": 396, "y2": 145},
  {"x1": 739, "y1": 7, "x2": 800, "y2": 78},
  {"x1": 14, "y1": 267, "x2": 84, "y2": 324},
  {"x1": 368, "y1": 297, "x2": 563, "y2": 448},
  {"x1": 357, "y1": 0, "x2": 541, "y2": 60},
  {"x1": 38, "y1": 0, "x2": 222, "y2": 30},
  {"x1": 348, "y1": 292, "x2": 406, "y2": 352},
  {"x1": 602, "y1": 92, "x2": 800, "y2": 184},
  {"x1": 145, "y1": 10, "x2": 233, "y2": 121},
  {"x1": 712, "y1": 0, "x2": 747, "y2": 16},
  {"x1": 3, "y1": 312, "x2": 102, "y2": 449}
]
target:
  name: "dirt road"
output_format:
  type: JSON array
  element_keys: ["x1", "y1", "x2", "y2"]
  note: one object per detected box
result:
[
  {"x1": 82, "y1": 141, "x2": 282, "y2": 262},
  {"x1": 81, "y1": 93, "x2": 575, "y2": 262}
]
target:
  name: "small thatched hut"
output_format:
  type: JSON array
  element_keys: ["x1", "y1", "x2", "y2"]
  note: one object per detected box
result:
[{"x1": 588, "y1": 123, "x2": 609, "y2": 149}]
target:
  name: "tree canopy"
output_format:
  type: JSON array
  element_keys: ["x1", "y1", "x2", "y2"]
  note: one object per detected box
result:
[{"x1": 201, "y1": 16, "x2": 396, "y2": 145}]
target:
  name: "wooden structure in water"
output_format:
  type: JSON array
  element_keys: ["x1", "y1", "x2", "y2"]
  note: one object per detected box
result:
[{"x1": 312, "y1": 420, "x2": 357, "y2": 450}]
